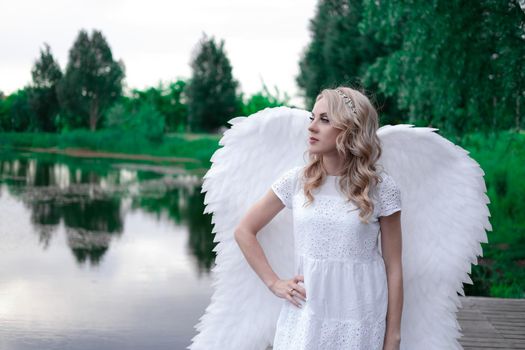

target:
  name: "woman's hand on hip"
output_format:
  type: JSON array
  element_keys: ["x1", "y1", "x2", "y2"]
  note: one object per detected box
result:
[{"x1": 268, "y1": 275, "x2": 306, "y2": 308}]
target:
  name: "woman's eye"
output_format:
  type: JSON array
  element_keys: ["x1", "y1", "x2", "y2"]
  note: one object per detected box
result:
[{"x1": 309, "y1": 116, "x2": 329, "y2": 123}]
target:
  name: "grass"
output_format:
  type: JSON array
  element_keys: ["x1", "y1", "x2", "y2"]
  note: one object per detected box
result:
[{"x1": 0, "y1": 129, "x2": 222, "y2": 170}]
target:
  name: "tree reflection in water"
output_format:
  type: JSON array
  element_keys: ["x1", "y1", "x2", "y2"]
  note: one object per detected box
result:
[{"x1": 0, "y1": 152, "x2": 216, "y2": 270}]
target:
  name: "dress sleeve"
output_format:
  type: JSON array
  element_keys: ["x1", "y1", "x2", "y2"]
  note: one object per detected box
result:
[
  {"x1": 271, "y1": 167, "x2": 299, "y2": 209},
  {"x1": 378, "y1": 173, "x2": 402, "y2": 217}
]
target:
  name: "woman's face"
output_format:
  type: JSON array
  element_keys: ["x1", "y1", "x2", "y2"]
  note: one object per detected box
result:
[{"x1": 308, "y1": 97, "x2": 341, "y2": 155}]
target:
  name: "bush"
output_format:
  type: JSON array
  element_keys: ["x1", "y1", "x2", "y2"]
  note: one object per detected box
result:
[
  {"x1": 104, "y1": 101, "x2": 165, "y2": 142},
  {"x1": 459, "y1": 130, "x2": 525, "y2": 298}
]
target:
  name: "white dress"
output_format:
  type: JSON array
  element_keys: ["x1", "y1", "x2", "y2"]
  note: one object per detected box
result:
[{"x1": 270, "y1": 165, "x2": 402, "y2": 350}]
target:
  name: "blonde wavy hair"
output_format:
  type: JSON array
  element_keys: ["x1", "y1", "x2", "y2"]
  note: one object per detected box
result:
[{"x1": 301, "y1": 86, "x2": 384, "y2": 224}]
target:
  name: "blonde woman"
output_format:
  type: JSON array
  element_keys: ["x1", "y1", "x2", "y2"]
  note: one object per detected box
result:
[
  {"x1": 236, "y1": 87, "x2": 402, "y2": 349},
  {"x1": 189, "y1": 87, "x2": 490, "y2": 350}
]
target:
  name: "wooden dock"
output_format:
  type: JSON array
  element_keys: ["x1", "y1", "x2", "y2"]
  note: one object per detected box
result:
[{"x1": 458, "y1": 296, "x2": 525, "y2": 349}]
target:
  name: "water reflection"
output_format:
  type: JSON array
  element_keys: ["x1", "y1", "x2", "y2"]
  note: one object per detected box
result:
[
  {"x1": 63, "y1": 198, "x2": 123, "y2": 265},
  {"x1": 0, "y1": 151, "x2": 217, "y2": 349},
  {"x1": 0, "y1": 152, "x2": 216, "y2": 269},
  {"x1": 133, "y1": 187, "x2": 215, "y2": 274}
]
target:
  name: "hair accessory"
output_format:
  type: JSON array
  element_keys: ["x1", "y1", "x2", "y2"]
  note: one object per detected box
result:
[{"x1": 335, "y1": 89, "x2": 358, "y2": 115}]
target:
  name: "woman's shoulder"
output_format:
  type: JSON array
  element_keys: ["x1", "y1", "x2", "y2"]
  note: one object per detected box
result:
[
  {"x1": 272, "y1": 165, "x2": 305, "y2": 188},
  {"x1": 271, "y1": 165, "x2": 305, "y2": 208},
  {"x1": 373, "y1": 170, "x2": 400, "y2": 194},
  {"x1": 377, "y1": 169, "x2": 394, "y2": 182},
  {"x1": 279, "y1": 165, "x2": 304, "y2": 179},
  {"x1": 374, "y1": 170, "x2": 402, "y2": 215}
]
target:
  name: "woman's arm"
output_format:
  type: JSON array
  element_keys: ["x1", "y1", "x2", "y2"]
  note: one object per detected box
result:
[
  {"x1": 379, "y1": 210, "x2": 403, "y2": 350},
  {"x1": 234, "y1": 189, "x2": 307, "y2": 306},
  {"x1": 234, "y1": 189, "x2": 284, "y2": 288}
]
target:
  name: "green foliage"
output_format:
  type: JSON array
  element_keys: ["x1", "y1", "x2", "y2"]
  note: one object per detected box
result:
[
  {"x1": 360, "y1": 0, "x2": 525, "y2": 135},
  {"x1": 30, "y1": 43, "x2": 63, "y2": 88},
  {"x1": 0, "y1": 129, "x2": 220, "y2": 169},
  {"x1": 27, "y1": 43, "x2": 63, "y2": 132},
  {"x1": 458, "y1": 131, "x2": 525, "y2": 297},
  {"x1": 187, "y1": 33, "x2": 239, "y2": 132},
  {"x1": 240, "y1": 84, "x2": 291, "y2": 116},
  {"x1": 298, "y1": 0, "x2": 367, "y2": 106},
  {"x1": 132, "y1": 103, "x2": 165, "y2": 142},
  {"x1": 0, "y1": 92, "x2": 11, "y2": 131},
  {"x1": 296, "y1": 0, "x2": 395, "y2": 115},
  {"x1": 105, "y1": 100, "x2": 165, "y2": 142},
  {"x1": 0, "y1": 89, "x2": 37, "y2": 132},
  {"x1": 59, "y1": 128, "x2": 151, "y2": 153},
  {"x1": 129, "y1": 80, "x2": 188, "y2": 132},
  {"x1": 0, "y1": 131, "x2": 59, "y2": 148},
  {"x1": 105, "y1": 102, "x2": 131, "y2": 129},
  {"x1": 57, "y1": 29, "x2": 125, "y2": 131},
  {"x1": 299, "y1": 0, "x2": 525, "y2": 136}
]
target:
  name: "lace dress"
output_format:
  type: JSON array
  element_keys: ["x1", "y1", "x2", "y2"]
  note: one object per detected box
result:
[{"x1": 270, "y1": 166, "x2": 402, "y2": 350}]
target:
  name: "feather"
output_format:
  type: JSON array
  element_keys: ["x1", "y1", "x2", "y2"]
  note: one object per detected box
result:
[
  {"x1": 188, "y1": 107, "x2": 310, "y2": 350},
  {"x1": 376, "y1": 124, "x2": 491, "y2": 349}
]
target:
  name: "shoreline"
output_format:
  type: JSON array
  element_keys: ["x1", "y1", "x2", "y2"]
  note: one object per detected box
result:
[{"x1": 9, "y1": 146, "x2": 201, "y2": 164}]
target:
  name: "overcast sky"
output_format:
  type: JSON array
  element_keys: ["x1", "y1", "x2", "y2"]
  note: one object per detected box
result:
[{"x1": 0, "y1": 0, "x2": 318, "y2": 108}]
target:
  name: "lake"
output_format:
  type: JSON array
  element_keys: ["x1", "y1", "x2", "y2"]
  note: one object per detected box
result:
[{"x1": 0, "y1": 151, "x2": 215, "y2": 350}]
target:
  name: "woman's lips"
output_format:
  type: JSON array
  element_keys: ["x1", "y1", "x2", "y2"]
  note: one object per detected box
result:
[{"x1": 309, "y1": 137, "x2": 319, "y2": 143}]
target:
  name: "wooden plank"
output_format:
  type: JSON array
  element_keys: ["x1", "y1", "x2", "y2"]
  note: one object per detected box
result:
[{"x1": 458, "y1": 296, "x2": 525, "y2": 349}]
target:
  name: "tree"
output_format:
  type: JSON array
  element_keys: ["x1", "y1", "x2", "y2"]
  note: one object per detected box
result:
[
  {"x1": 296, "y1": 0, "x2": 402, "y2": 124},
  {"x1": 186, "y1": 33, "x2": 239, "y2": 132},
  {"x1": 297, "y1": 0, "x2": 391, "y2": 108},
  {"x1": 129, "y1": 80, "x2": 188, "y2": 132},
  {"x1": 27, "y1": 43, "x2": 63, "y2": 132},
  {"x1": 0, "y1": 89, "x2": 35, "y2": 131},
  {"x1": 0, "y1": 91, "x2": 7, "y2": 131},
  {"x1": 360, "y1": 0, "x2": 525, "y2": 136},
  {"x1": 105, "y1": 100, "x2": 165, "y2": 142},
  {"x1": 298, "y1": 0, "x2": 525, "y2": 136},
  {"x1": 240, "y1": 83, "x2": 291, "y2": 116},
  {"x1": 58, "y1": 29, "x2": 125, "y2": 131}
]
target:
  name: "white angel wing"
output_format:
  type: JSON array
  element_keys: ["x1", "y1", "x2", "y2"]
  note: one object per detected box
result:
[
  {"x1": 189, "y1": 108, "x2": 491, "y2": 350},
  {"x1": 188, "y1": 106, "x2": 310, "y2": 350},
  {"x1": 376, "y1": 124, "x2": 492, "y2": 350}
]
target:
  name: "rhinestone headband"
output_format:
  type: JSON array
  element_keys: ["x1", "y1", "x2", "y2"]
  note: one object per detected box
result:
[{"x1": 335, "y1": 89, "x2": 358, "y2": 115}]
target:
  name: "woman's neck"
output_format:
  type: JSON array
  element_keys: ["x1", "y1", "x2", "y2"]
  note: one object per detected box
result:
[{"x1": 322, "y1": 154, "x2": 344, "y2": 176}]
